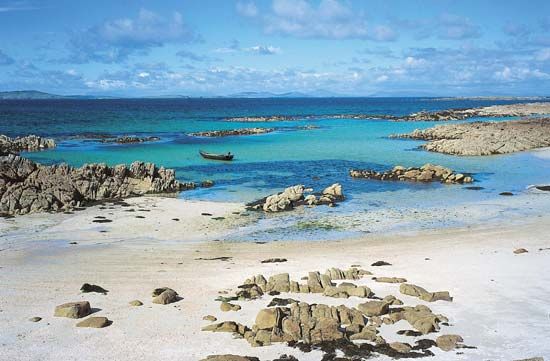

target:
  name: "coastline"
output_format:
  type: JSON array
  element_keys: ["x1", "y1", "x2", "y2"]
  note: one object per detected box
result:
[{"x1": 1, "y1": 195, "x2": 550, "y2": 360}]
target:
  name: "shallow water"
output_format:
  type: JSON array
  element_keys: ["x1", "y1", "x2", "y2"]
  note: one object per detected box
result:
[{"x1": 2, "y1": 97, "x2": 549, "y2": 240}]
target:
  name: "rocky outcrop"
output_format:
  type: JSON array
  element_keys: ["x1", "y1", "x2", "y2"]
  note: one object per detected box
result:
[
  {"x1": 225, "y1": 102, "x2": 550, "y2": 123},
  {"x1": 247, "y1": 183, "x2": 344, "y2": 212},
  {"x1": 391, "y1": 118, "x2": 550, "y2": 156},
  {"x1": 394, "y1": 102, "x2": 550, "y2": 121},
  {"x1": 189, "y1": 128, "x2": 274, "y2": 137},
  {"x1": 0, "y1": 134, "x2": 55, "y2": 155},
  {"x1": 100, "y1": 136, "x2": 160, "y2": 144},
  {"x1": 0, "y1": 155, "x2": 194, "y2": 216},
  {"x1": 350, "y1": 164, "x2": 473, "y2": 184}
]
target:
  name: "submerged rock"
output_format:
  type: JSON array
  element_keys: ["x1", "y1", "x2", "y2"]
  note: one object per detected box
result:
[
  {"x1": 189, "y1": 128, "x2": 274, "y2": 137},
  {"x1": 100, "y1": 136, "x2": 160, "y2": 144}
]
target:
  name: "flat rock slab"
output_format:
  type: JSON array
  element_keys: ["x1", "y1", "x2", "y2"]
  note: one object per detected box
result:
[
  {"x1": 76, "y1": 316, "x2": 111, "y2": 328},
  {"x1": 54, "y1": 301, "x2": 91, "y2": 319}
]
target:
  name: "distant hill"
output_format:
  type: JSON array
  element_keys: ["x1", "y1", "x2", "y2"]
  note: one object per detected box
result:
[
  {"x1": 0, "y1": 90, "x2": 65, "y2": 99},
  {"x1": 225, "y1": 90, "x2": 348, "y2": 98},
  {"x1": 0, "y1": 90, "x2": 114, "y2": 100}
]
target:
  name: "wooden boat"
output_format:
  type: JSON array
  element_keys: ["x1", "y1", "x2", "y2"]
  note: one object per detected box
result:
[{"x1": 199, "y1": 150, "x2": 234, "y2": 161}]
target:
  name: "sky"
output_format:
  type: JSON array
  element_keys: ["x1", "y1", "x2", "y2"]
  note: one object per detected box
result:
[{"x1": 0, "y1": 0, "x2": 549, "y2": 97}]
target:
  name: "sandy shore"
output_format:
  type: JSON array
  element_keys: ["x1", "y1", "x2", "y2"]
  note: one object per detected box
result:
[{"x1": 1, "y1": 197, "x2": 549, "y2": 361}]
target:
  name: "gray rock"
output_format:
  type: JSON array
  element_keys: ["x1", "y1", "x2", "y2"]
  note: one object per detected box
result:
[
  {"x1": 0, "y1": 134, "x2": 55, "y2": 155},
  {"x1": 152, "y1": 288, "x2": 179, "y2": 305},
  {"x1": 0, "y1": 155, "x2": 195, "y2": 216},
  {"x1": 54, "y1": 301, "x2": 91, "y2": 319},
  {"x1": 76, "y1": 316, "x2": 111, "y2": 328}
]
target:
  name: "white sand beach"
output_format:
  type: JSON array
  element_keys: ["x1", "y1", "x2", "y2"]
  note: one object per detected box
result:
[{"x1": 1, "y1": 196, "x2": 549, "y2": 361}]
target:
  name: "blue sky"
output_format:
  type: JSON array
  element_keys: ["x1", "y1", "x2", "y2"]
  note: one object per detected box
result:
[{"x1": 0, "y1": 0, "x2": 549, "y2": 96}]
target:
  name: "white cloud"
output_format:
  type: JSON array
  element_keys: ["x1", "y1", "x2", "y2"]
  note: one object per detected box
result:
[
  {"x1": 243, "y1": 0, "x2": 396, "y2": 41},
  {"x1": 66, "y1": 9, "x2": 199, "y2": 63},
  {"x1": 215, "y1": 41, "x2": 281, "y2": 56},
  {"x1": 494, "y1": 66, "x2": 550, "y2": 82},
  {"x1": 246, "y1": 45, "x2": 281, "y2": 55},
  {"x1": 236, "y1": 1, "x2": 258, "y2": 17},
  {"x1": 535, "y1": 48, "x2": 550, "y2": 61}
]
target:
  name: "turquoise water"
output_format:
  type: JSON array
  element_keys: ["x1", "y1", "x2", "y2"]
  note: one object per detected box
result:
[{"x1": 2, "y1": 97, "x2": 549, "y2": 240}]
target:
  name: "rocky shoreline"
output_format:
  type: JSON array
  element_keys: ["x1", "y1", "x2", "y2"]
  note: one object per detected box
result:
[
  {"x1": 392, "y1": 118, "x2": 550, "y2": 156},
  {"x1": 0, "y1": 134, "x2": 56, "y2": 155},
  {"x1": 0, "y1": 154, "x2": 195, "y2": 216},
  {"x1": 189, "y1": 128, "x2": 275, "y2": 137},
  {"x1": 350, "y1": 164, "x2": 473, "y2": 184},
  {"x1": 224, "y1": 102, "x2": 550, "y2": 122}
]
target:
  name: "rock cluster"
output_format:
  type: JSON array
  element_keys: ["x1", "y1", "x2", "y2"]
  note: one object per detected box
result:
[
  {"x1": 225, "y1": 102, "x2": 550, "y2": 123},
  {"x1": 247, "y1": 183, "x2": 344, "y2": 212},
  {"x1": 0, "y1": 134, "x2": 56, "y2": 155},
  {"x1": 100, "y1": 136, "x2": 160, "y2": 144},
  {"x1": 203, "y1": 267, "x2": 468, "y2": 358},
  {"x1": 350, "y1": 164, "x2": 473, "y2": 184},
  {"x1": 189, "y1": 128, "x2": 274, "y2": 137},
  {"x1": 0, "y1": 155, "x2": 195, "y2": 216},
  {"x1": 235, "y1": 267, "x2": 373, "y2": 301},
  {"x1": 394, "y1": 102, "x2": 550, "y2": 121},
  {"x1": 391, "y1": 118, "x2": 550, "y2": 156}
]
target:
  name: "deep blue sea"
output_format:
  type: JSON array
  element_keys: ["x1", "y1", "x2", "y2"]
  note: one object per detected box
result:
[{"x1": 2, "y1": 97, "x2": 549, "y2": 240}]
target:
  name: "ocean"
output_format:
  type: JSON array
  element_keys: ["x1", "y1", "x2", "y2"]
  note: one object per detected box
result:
[{"x1": 2, "y1": 97, "x2": 549, "y2": 240}]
